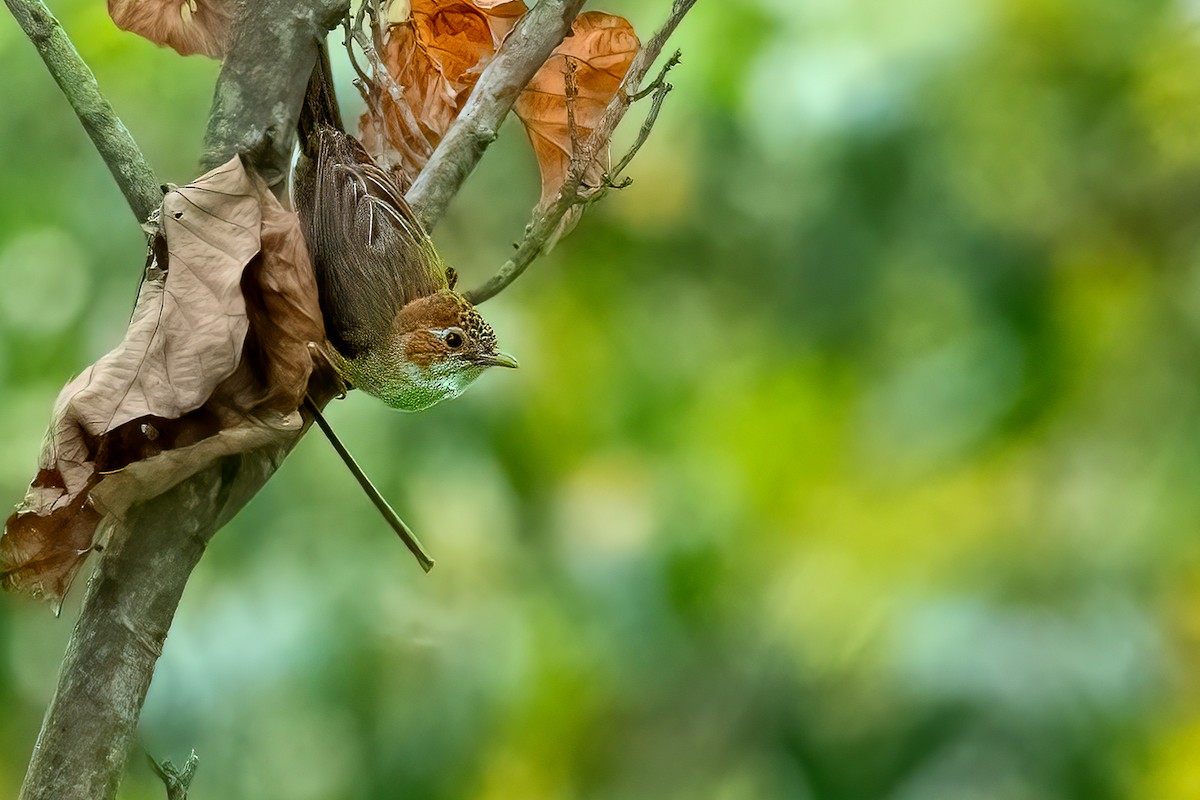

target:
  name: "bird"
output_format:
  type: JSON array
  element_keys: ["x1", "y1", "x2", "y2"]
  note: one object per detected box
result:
[{"x1": 293, "y1": 44, "x2": 517, "y2": 412}]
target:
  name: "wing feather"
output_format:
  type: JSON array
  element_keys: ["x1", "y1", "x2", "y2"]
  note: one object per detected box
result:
[{"x1": 294, "y1": 125, "x2": 447, "y2": 357}]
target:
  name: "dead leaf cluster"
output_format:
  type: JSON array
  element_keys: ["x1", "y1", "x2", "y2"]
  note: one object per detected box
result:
[
  {"x1": 105, "y1": 0, "x2": 641, "y2": 214},
  {"x1": 359, "y1": 3, "x2": 639, "y2": 207},
  {"x1": 0, "y1": 158, "x2": 324, "y2": 606}
]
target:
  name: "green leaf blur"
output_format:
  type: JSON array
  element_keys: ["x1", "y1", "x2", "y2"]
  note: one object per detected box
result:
[{"x1": 3, "y1": 0, "x2": 1200, "y2": 797}]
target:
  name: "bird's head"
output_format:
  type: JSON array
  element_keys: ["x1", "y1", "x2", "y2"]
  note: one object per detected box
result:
[{"x1": 384, "y1": 289, "x2": 518, "y2": 411}]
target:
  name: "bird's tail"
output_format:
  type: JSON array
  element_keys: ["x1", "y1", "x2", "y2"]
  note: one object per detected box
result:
[{"x1": 298, "y1": 40, "x2": 345, "y2": 156}]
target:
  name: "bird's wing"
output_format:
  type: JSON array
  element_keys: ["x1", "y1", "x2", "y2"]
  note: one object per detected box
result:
[{"x1": 295, "y1": 126, "x2": 447, "y2": 357}]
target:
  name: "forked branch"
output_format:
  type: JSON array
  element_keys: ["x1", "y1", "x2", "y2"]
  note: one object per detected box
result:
[
  {"x1": 466, "y1": 0, "x2": 698, "y2": 305},
  {"x1": 343, "y1": 3, "x2": 435, "y2": 169}
]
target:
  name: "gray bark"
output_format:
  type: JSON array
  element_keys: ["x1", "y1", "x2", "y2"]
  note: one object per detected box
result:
[
  {"x1": 15, "y1": 1, "x2": 348, "y2": 797},
  {"x1": 19, "y1": 452, "x2": 283, "y2": 800},
  {"x1": 202, "y1": 0, "x2": 348, "y2": 185}
]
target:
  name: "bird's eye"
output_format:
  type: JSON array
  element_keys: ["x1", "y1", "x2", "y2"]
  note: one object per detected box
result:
[{"x1": 445, "y1": 330, "x2": 464, "y2": 349}]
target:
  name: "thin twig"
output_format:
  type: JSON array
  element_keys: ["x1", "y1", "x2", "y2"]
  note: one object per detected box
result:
[
  {"x1": 4, "y1": 0, "x2": 160, "y2": 222},
  {"x1": 564, "y1": 59, "x2": 581, "y2": 157},
  {"x1": 466, "y1": 0, "x2": 698, "y2": 304},
  {"x1": 631, "y1": 49, "x2": 682, "y2": 101},
  {"x1": 303, "y1": 395, "x2": 435, "y2": 573},
  {"x1": 346, "y1": 3, "x2": 435, "y2": 167},
  {"x1": 609, "y1": 77, "x2": 674, "y2": 181},
  {"x1": 342, "y1": 15, "x2": 374, "y2": 104}
]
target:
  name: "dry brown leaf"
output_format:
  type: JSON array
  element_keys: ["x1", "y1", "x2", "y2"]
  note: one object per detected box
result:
[
  {"x1": 1, "y1": 158, "x2": 324, "y2": 607},
  {"x1": 219, "y1": 176, "x2": 326, "y2": 415},
  {"x1": 359, "y1": 0, "x2": 528, "y2": 180},
  {"x1": 89, "y1": 414, "x2": 302, "y2": 523},
  {"x1": 108, "y1": 0, "x2": 232, "y2": 59},
  {"x1": 0, "y1": 475, "x2": 101, "y2": 609},
  {"x1": 513, "y1": 11, "x2": 639, "y2": 222}
]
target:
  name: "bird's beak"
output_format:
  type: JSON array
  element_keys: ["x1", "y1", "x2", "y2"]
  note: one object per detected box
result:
[{"x1": 480, "y1": 351, "x2": 519, "y2": 369}]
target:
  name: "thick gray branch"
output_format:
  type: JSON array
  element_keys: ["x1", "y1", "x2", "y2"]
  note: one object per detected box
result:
[
  {"x1": 19, "y1": 451, "x2": 285, "y2": 800},
  {"x1": 405, "y1": 0, "x2": 587, "y2": 229},
  {"x1": 17, "y1": 1, "x2": 347, "y2": 798},
  {"x1": 202, "y1": 0, "x2": 349, "y2": 186},
  {"x1": 4, "y1": 0, "x2": 160, "y2": 222}
]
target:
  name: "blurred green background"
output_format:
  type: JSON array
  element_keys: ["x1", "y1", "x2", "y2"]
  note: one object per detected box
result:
[{"x1": 4, "y1": 0, "x2": 1200, "y2": 797}]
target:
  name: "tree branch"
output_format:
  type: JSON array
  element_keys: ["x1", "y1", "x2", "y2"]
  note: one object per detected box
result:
[
  {"x1": 466, "y1": 1, "x2": 698, "y2": 304},
  {"x1": 18, "y1": 447, "x2": 296, "y2": 800},
  {"x1": 15, "y1": 2, "x2": 346, "y2": 799},
  {"x1": 202, "y1": 0, "x2": 350, "y2": 185},
  {"x1": 404, "y1": 0, "x2": 587, "y2": 229},
  {"x1": 4, "y1": 0, "x2": 161, "y2": 222}
]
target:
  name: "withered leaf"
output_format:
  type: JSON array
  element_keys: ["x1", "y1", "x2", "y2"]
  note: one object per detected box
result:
[
  {"x1": 0, "y1": 477, "x2": 101, "y2": 610},
  {"x1": 359, "y1": 0, "x2": 528, "y2": 180},
  {"x1": 513, "y1": 11, "x2": 639, "y2": 223},
  {"x1": 1, "y1": 158, "x2": 324, "y2": 607},
  {"x1": 75, "y1": 159, "x2": 260, "y2": 437},
  {"x1": 218, "y1": 174, "x2": 326, "y2": 415},
  {"x1": 108, "y1": 0, "x2": 232, "y2": 59}
]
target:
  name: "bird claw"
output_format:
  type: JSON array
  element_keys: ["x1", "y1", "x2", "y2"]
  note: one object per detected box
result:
[{"x1": 307, "y1": 341, "x2": 350, "y2": 399}]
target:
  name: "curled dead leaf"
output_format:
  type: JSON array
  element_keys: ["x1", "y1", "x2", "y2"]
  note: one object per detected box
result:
[
  {"x1": 0, "y1": 477, "x2": 101, "y2": 611},
  {"x1": 1, "y1": 158, "x2": 324, "y2": 607},
  {"x1": 108, "y1": 0, "x2": 233, "y2": 58},
  {"x1": 513, "y1": 11, "x2": 639, "y2": 229}
]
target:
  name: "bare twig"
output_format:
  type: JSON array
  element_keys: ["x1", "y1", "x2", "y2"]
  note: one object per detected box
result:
[
  {"x1": 344, "y1": 2, "x2": 434, "y2": 174},
  {"x1": 405, "y1": 0, "x2": 588, "y2": 229},
  {"x1": 607, "y1": 77, "x2": 673, "y2": 184},
  {"x1": 631, "y1": 49, "x2": 681, "y2": 102},
  {"x1": 610, "y1": 51, "x2": 681, "y2": 179},
  {"x1": 466, "y1": 1, "x2": 698, "y2": 304},
  {"x1": 342, "y1": 16, "x2": 374, "y2": 103},
  {"x1": 564, "y1": 59, "x2": 581, "y2": 156},
  {"x1": 354, "y1": 17, "x2": 428, "y2": 146},
  {"x1": 4, "y1": 0, "x2": 160, "y2": 222},
  {"x1": 147, "y1": 750, "x2": 199, "y2": 800}
]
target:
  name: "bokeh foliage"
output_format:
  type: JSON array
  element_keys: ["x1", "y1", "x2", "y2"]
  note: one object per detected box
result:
[{"x1": 3, "y1": 0, "x2": 1200, "y2": 797}]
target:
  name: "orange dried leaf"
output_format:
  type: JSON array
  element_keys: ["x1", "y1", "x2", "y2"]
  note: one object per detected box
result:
[
  {"x1": 514, "y1": 11, "x2": 640, "y2": 212},
  {"x1": 108, "y1": 0, "x2": 232, "y2": 58},
  {"x1": 360, "y1": 0, "x2": 528, "y2": 180}
]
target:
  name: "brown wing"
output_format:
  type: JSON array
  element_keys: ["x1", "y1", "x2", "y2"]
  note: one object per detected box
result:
[{"x1": 294, "y1": 125, "x2": 447, "y2": 358}]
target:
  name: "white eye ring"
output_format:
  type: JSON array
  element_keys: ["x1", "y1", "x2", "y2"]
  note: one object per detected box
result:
[{"x1": 440, "y1": 327, "x2": 466, "y2": 349}]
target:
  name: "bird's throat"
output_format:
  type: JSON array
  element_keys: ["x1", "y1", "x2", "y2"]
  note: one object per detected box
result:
[{"x1": 342, "y1": 346, "x2": 484, "y2": 412}]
